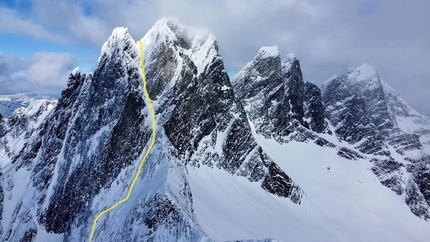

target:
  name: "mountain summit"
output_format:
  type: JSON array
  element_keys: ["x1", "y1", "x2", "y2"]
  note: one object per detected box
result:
[{"x1": 1, "y1": 18, "x2": 430, "y2": 242}]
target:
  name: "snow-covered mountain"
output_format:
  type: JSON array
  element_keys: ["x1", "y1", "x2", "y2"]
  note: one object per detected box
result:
[
  {"x1": 231, "y1": 46, "x2": 330, "y2": 143},
  {"x1": 0, "y1": 93, "x2": 57, "y2": 118},
  {"x1": 322, "y1": 64, "x2": 430, "y2": 220},
  {"x1": 0, "y1": 98, "x2": 56, "y2": 166},
  {"x1": 1, "y1": 18, "x2": 430, "y2": 242}
]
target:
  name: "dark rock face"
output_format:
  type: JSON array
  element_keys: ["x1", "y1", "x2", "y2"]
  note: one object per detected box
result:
[
  {"x1": 163, "y1": 52, "x2": 234, "y2": 157},
  {"x1": 232, "y1": 47, "x2": 285, "y2": 141},
  {"x1": 0, "y1": 122, "x2": 5, "y2": 139},
  {"x1": 232, "y1": 48, "x2": 330, "y2": 146},
  {"x1": 322, "y1": 75, "x2": 387, "y2": 155},
  {"x1": 0, "y1": 184, "x2": 3, "y2": 235},
  {"x1": 143, "y1": 195, "x2": 177, "y2": 232},
  {"x1": 283, "y1": 56, "x2": 305, "y2": 125},
  {"x1": 304, "y1": 81, "x2": 329, "y2": 133},
  {"x1": 371, "y1": 158, "x2": 405, "y2": 195},
  {"x1": 336, "y1": 147, "x2": 364, "y2": 160},
  {"x1": 405, "y1": 156, "x2": 430, "y2": 220},
  {"x1": 386, "y1": 130, "x2": 422, "y2": 155},
  {"x1": 262, "y1": 162, "x2": 302, "y2": 204},
  {"x1": 10, "y1": 28, "x2": 150, "y2": 234},
  {"x1": 20, "y1": 227, "x2": 37, "y2": 242}
]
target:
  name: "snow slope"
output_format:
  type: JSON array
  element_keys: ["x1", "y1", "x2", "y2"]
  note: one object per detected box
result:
[{"x1": 187, "y1": 121, "x2": 430, "y2": 241}]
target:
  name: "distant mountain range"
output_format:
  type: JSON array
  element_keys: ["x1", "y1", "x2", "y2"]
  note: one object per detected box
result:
[{"x1": 0, "y1": 93, "x2": 58, "y2": 118}]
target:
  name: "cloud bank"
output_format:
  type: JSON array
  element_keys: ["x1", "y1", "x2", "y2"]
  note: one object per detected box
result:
[{"x1": 0, "y1": 51, "x2": 75, "y2": 94}]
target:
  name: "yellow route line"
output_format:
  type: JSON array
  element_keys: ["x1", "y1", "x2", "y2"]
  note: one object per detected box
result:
[{"x1": 89, "y1": 40, "x2": 156, "y2": 242}]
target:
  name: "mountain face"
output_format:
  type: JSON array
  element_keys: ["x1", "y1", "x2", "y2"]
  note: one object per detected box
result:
[
  {"x1": 231, "y1": 46, "x2": 329, "y2": 144},
  {"x1": 322, "y1": 64, "x2": 430, "y2": 219},
  {"x1": 143, "y1": 20, "x2": 303, "y2": 202},
  {"x1": 232, "y1": 46, "x2": 430, "y2": 240},
  {"x1": 1, "y1": 18, "x2": 430, "y2": 242}
]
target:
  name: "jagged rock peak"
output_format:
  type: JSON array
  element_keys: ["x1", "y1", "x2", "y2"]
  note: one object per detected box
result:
[
  {"x1": 231, "y1": 45, "x2": 282, "y2": 100},
  {"x1": 141, "y1": 17, "x2": 219, "y2": 76},
  {"x1": 233, "y1": 46, "x2": 330, "y2": 142},
  {"x1": 100, "y1": 27, "x2": 136, "y2": 59},
  {"x1": 141, "y1": 17, "x2": 215, "y2": 51}
]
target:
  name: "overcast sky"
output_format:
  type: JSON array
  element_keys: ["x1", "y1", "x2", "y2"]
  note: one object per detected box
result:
[{"x1": 0, "y1": 0, "x2": 429, "y2": 115}]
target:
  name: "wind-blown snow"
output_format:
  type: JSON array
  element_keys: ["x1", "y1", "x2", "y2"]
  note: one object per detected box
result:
[
  {"x1": 257, "y1": 46, "x2": 280, "y2": 59},
  {"x1": 344, "y1": 63, "x2": 381, "y2": 90},
  {"x1": 281, "y1": 53, "x2": 297, "y2": 71},
  {"x1": 71, "y1": 67, "x2": 80, "y2": 76},
  {"x1": 349, "y1": 63, "x2": 378, "y2": 81},
  {"x1": 140, "y1": 17, "x2": 219, "y2": 76},
  {"x1": 286, "y1": 52, "x2": 296, "y2": 60}
]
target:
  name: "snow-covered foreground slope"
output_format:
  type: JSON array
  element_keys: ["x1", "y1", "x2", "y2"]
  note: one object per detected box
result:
[{"x1": 188, "y1": 123, "x2": 430, "y2": 241}]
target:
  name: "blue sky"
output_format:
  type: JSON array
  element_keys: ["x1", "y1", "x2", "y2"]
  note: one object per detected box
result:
[
  {"x1": 356, "y1": 0, "x2": 382, "y2": 18},
  {"x1": 1, "y1": 0, "x2": 429, "y2": 115}
]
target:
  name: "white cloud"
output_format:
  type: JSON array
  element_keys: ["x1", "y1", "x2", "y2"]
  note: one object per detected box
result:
[
  {"x1": 0, "y1": 7, "x2": 66, "y2": 43},
  {"x1": 30, "y1": 0, "x2": 110, "y2": 46},
  {"x1": 27, "y1": 52, "x2": 75, "y2": 88},
  {"x1": 0, "y1": 51, "x2": 76, "y2": 94}
]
